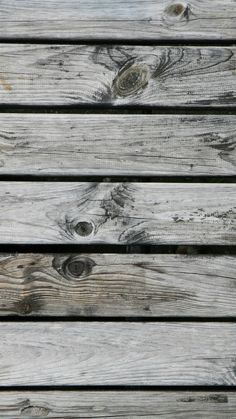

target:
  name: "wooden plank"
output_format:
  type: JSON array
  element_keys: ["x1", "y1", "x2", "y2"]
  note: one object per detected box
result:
[
  {"x1": 0, "y1": 113, "x2": 235, "y2": 176},
  {"x1": 0, "y1": 45, "x2": 236, "y2": 107},
  {"x1": 0, "y1": 253, "x2": 235, "y2": 317},
  {"x1": 1, "y1": 322, "x2": 236, "y2": 385},
  {"x1": 0, "y1": 391, "x2": 236, "y2": 418},
  {"x1": 0, "y1": 182, "x2": 234, "y2": 245},
  {"x1": 1, "y1": 0, "x2": 236, "y2": 40}
]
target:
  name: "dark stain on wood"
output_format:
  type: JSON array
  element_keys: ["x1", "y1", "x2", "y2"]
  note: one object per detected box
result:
[
  {"x1": 119, "y1": 228, "x2": 150, "y2": 244},
  {"x1": 100, "y1": 183, "x2": 134, "y2": 225},
  {"x1": 0, "y1": 75, "x2": 12, "y2": 92},
  {"x1": 178, "y1": 394, "x2": 228, "y2": 403},
  {"x1": 202, "y1": 132, "x2": 236, "y2": 166}
]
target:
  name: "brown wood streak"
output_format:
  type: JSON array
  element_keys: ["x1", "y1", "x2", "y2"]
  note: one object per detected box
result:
[
  {"x1": 0, "y1": 45, "x2": 235, "y2": 106},
  {"x1": 1, "y1": 322, "x2": 236, "y2": 385},
  {"x1": 0, "y1": 0, "x2": 236, "y2": 40},
  {"x1": 0, "y1": 253, "x2": 235, "y2": 317},
  {"x1": 0, "y1": 391, "x2": 235, "y2": 418},
  {"x1": 0, "y1": 114, "x2": 235, "y2": 175}
]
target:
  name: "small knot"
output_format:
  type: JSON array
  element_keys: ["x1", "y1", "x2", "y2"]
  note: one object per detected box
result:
[
  {"x1": 21, "y1": 405, "x2": 50, "y2": 417},
  {"x1": 62, "y1": 256, "x2": 95, "y2": 280},
  {"x1": 17, "y1": 299, "x2": 32, "y2": 315},
  {"x1": 113, "y1": 60, "x2": 149, "y2": 98},
  {"x1": 75, "y1": 221, "x2": 94, "y2": 237},
  {"x1": 163, "y1": 2, "x2": 190, "y2": 22}
]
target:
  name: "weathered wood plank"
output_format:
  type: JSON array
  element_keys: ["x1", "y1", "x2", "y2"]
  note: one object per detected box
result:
[
  {"x1": 1, "y1": 0, "x2": 236, "y2": 40},
  {"x1": 0, "y1": 45, "x2": 236, "y2": 107},
  {"x1": 0, "y1": 253, "x2": 235, "y2": 317},
  {"x1": 0, "y1": 114, "x2": 235, "y2": 176},
  {"x1": 1, "y1": 322, "x2": 236, "y2": 385},
  {"x1": 0, "y1": 182, "x2": 234, "y2": 244},
  {"x1": 0, "y1": 391, "x2": 235, "y2": 418}
]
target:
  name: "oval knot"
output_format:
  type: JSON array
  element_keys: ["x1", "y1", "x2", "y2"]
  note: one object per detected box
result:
[
  {"x1": 163, "y1": 2, "x2": 190, "y2": 23},
  {"x1": 62, "y1": 256, "x2": 95, "y2": 280},
  {"x1": 113, "y1": 61, "x2": 149, "y2": 97},
  {"x1": 75, "y1": 221, "x2": 94, "y2": 237}
]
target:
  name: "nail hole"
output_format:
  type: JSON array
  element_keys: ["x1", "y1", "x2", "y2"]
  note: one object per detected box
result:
[{"x1": 75, "y1": 221, "x2": 94, "y2": 237}]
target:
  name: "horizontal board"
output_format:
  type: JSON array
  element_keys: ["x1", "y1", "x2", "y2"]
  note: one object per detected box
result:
[
  {"x1": 0, "y1": 182, "x2": 234, "y2": 244},
  {"x1": 1, "y1": 322, "x2": 236, "y2": 385},
  {"x1": 0, "y1": 254, "x2": 235, "y2": 317},
  {"x1": 0, "y1": 114, "x2": 235, "y2": 176},
  {"x1": 1, "y1": 0, "x2": 236, "y2": 40},
  {"x1": 0, "y1": 45, "x2": 236, "y2": 106},
  {"x1": 1, "y1": 391, "x2": 236, "y2": 418}
]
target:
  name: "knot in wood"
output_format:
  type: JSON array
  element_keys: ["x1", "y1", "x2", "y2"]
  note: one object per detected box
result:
[
  {"x1": 75, "y1": 220, "x2": 94, "y2": 237},
  {"x1": 113, "y1": 61, "x2": 149, "y2": 97},
  {"x1": 62, "y1": 256, "x2": 95, "y2": 280},
  {"x1": 21, "y1": 405, "x2": 50, "y2": 417},
  {"x1": 17, "y1": 299, "x2": 32, "y2": 315},
  {"x1": 163, "y1": 2, "x2": 190, "y2": 22}
]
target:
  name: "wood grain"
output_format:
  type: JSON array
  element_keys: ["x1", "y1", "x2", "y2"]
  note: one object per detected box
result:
[
  {"x1": 0, "y1": 182, "x2": 234, "y2": 244},
  {"x1": 1, "y1": 0, "x2": 236, "y2": 40},
  {"x1": 0, "y1": 253, "x2": 235, "y2": 317},
  {"x1": 0, "y1": 391, "x2": 235, "y2": 418},
  {"x1": 1, "y1": 322, "x2": 236, "y2": 385},
  {"x1": 0, "y1": 45, "x2": 236, "y2": 106},
  {"x1": 0, "y1": 113, "x2": 235, "y2": 176}
]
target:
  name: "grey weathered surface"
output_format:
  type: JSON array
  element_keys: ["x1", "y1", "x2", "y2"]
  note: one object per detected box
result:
[
  {"x1": 0, "y1": 113, "x2": 235, "y2": 176},
  {"x1": 0, "y1": 45, "x2": 236, "y2": 106},
  {"x1": 1, "y1": 0, "x2": 236, "y2": 40},
  {"x1": 0, "y1": 391, "x2": 236, "y2": 418},
  {"x1": 0, "y1": 182, "x2": 234, "y2": 244},
  {"x1": 1, "y1": 322, "x2": 236, "y2": 385},
  {"x1": 0, "y1": 253, "x2": 235, "y2": 317}
]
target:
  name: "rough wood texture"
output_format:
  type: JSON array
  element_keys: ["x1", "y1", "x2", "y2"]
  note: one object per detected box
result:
[
  {"x1": 0, "y1": 113, "x2": 235, "y2": 176},
  {"x1": 1, "y1": 322, "x2": 236, "y2": 385},
  {"x1": 0, "y1": 182, "x2": 234, "y2": 245},
  {"x1": 0, "y1": 253, "x2": 235, "y2": 317},
  {"x1": 0, "y1": 391, "x2": 235, "y2": 418},
  {"x1": 0, "y1": 45, "x2": 236, "y2": 106},
  {"x1": 1, "y1": 0, "x2": 236, "y2": 40}
]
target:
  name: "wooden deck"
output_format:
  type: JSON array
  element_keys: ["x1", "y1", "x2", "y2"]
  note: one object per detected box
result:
[{"x1": 0, "y1": 1, "x2": 236, "y2": 417}]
